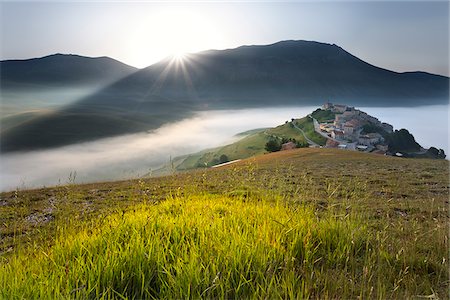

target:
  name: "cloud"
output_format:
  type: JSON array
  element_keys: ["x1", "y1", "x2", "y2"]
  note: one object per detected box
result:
[
  {"x1": 0, "y1": 106, "x2": 316, "y2": 191},
  {"x1": 2, "y1": 105, "x2": 446, "y2": 192}
]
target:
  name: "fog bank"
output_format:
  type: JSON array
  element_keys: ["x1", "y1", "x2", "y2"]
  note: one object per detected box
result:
[
  {"x1": 0, "y1": 106, "x2": 315, "y2": 191},
  {"x1": 1, "y1": 105, "x2": 447, "y2": 192}
]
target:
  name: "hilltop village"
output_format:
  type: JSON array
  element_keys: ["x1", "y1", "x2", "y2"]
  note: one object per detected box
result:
[
  {"x1": 267, "y1": 102, "x2": 445, "y2": 160},
  {"x1": 314, "y1": 102, "x2": 392, "y2": 154}
]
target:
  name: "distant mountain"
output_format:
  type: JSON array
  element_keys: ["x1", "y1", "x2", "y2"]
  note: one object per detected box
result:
[
  {"x1": 0, "y1": 54, "x2": 137, "y2": 89},
  {"x1": 157, "y1": 40, "x2": 448, "y2": 105},
  {"x1": 0, "y1": 54, "x2": 138, "y2": 129},
  {"x1": 1, "y1": 41, "x2": 448, "y2": 152}
]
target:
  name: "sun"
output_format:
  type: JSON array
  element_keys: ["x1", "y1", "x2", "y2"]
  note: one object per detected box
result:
[
  {"x1": 130, "y1": 8, "x2": 225, "y2": 67},
  {"x1": 173, "y1": 51, "x2": 187, "y2": 61}
]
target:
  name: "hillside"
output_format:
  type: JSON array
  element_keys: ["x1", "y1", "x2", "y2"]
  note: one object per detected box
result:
[
  {"x1": 1, "y1": 149, "x2": 448, "y2": 298},
  {"x1": 175, "y1": 115, "x2": 325, "y2": 171},
  {"x1": 169, "y1": 105, "x2": 444, "y2": 173},
  {"x1": 2, "y1": 40, "x2": 448, "y2": 152},
  {"x1": 0, "y1": 54, "x2": 137, "y2": 88},
  {"x1": 0, "y1": 54, "x2": 138, "y2": 134}
]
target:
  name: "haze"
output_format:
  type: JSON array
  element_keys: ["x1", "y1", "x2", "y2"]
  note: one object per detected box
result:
[{"x1": 1, "y1": 105, "x2": 447, "y2": 192}]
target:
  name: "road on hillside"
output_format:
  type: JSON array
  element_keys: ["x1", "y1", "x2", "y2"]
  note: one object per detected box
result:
[
  {"x1": 309, "y1": 115, "x2": 357, "y2": 149},
  {"x1": 291, "y1": 121, "x2": 319, "y2": 147}
]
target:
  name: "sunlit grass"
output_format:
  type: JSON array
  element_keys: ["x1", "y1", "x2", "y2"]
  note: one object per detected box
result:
[
  {"x1": 1, "y1": 194, "x2": 370, "y2": 298},
  {"x1": 0, "y1": 149, "x2": 448, "y2": 298}
]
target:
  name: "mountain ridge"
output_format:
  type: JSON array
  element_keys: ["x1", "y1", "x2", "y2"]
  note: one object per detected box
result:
[
  {"x1": 1, "y1": 40, "x2": 448, "y2": 152},
  {"x1": 0, "y1": 53, "x2": 137, "y2": 88}
]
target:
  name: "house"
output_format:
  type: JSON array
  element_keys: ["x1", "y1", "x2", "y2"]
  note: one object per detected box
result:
[
  {"x1": 281, "y1": 141, "x2": 296, "y2": 151},
  {"x1": 322, "y1": 102, "x2": 333, "y2": 110},
  {"x1": 334, "y1": 114, "x2": 346, "y2": 127},
  {"x1": 331, "y1": 130, "x2": 344, "y2": 139},
  {"x1": 325, "y1": 139, "x2": 340, "y2": 148},
  {"x1": 333, "y1": 104, "x2": 348, "y2": 113},
  {"x1": 376, "y1": 144, "x2": 389, "y2": 152},
  {"x1": 348, "y1": 119, "x2": 360, "y2": 127},
  {"x1": 319, "y1": 123, "x2": 335, "y2": 133},
  {"x1": 343, "y1": 122, "x2": 355, "y2": 136},
  {"x1": 342, "y1": 108, "x2": 356, "y2": 118},
  {"x1": 358, "y1": 133, "x2": 384, "y2": 146}
]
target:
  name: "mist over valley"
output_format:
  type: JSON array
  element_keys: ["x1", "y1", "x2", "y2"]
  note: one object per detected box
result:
[
  {"x1": 1, "y1": 105, "x2": 447, "y2": 192},
  {"x1": 1, "y1": 41, "x2": 448, "y2": 153}
]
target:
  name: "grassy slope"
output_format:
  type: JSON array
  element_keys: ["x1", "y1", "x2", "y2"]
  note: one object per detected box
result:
[
  {"x1": 0, "y1": 148, "x2": 448, "y2": 298},
  {"x1": 177, "y1": 116, "x2": 326, "y2": 170}
]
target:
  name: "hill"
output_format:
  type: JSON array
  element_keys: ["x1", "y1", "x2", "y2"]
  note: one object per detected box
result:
[
  {"x1": 0, "y1": 148, "x2": 448, "y2": 298},
  {"x1": 2, "y1": 40, "x2": 449, "y2": 152},
  {"x1": 166, "y1": 106, "x2": 444, "y2": 173},
  {"x1": 173, "y1": 115, "x2": 325, "y2": 171},
  {"x1": 0, "y1": 54, "x2": 138, "y2": 129},
  {"x1": 0, "y1": 53, "x2": 137, "y2": 88}
]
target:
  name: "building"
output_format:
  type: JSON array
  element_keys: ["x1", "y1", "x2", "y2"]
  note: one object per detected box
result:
[
  {"x1": 331, "y1": 129, "x2": 345, "y2": 140},
  {"x1": 376, "y1": 144, "x2": 389, "y2": 152},
  {"x1": 343, "y1": 122, "x2": 356, "y2": 136},
  {"x1": 333, "y1": 104, "x2": 348, "y2": 113},
  {"x1": 334, "y1": 114, "x2": 347, "y2": 127},
  {"x1": 322, "y1": 102, "x2": 333, "y2": 110},
  {"x1": 325, "y1": 139, "x2": 340, "y2": 148},
  {"x1": 343, "y1": 123, "x2": 354, "y2": 136},
  {"x1": 281, "y1": 141, "x2": 296, "y2": 151},
  {"x1": 358, "y1": 133, "x2": 384, "y2": 146},
  {"x1": 342, "y1": 108, "x2": 356, "y2": 118},
  {"x1": 319, "y1": 123, "x2": 335, "y2": 133}
]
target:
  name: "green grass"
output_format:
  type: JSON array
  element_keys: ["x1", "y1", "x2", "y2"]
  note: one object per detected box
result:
[
  {"x1": 0, "y1": 194, "x2": 370, "y2": 299},
  {"x1": 310, "y1": 108, "x2": 336, "y2": 122},
  {"x1": 177, "y1": 132, "x2": 269, "y2": 169},
  {"x1": 1, "y1": 149, "x2": 448, "y2": 298},
  {"x1": 290, "y1": 117, "x2": 326, "y2": 145},
  {"x1": 177, "y1": 116, "x2": 326, "y2": 170}
]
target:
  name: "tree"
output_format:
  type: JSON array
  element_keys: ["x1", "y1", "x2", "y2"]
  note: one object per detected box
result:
[
  {"x1": 426, "y1": 147, "x2": 446, "y2": 159},
  {"x1": 265, "y1": 139, "x2": 281, "y2": 152},
  {"x1": 219, "y1": 154, "x2": 229, "y2": 163},
  {"x1": 386, "y1": 129, "x2": 421, "y2": 153},
  {"x1": 296, "y1": 141, "x2": 309, "y2": 148},
  {"x1": 208, "y1": 158, "x2": 219, "y2": 166}
]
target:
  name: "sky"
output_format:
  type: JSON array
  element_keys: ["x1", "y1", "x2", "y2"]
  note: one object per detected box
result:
[{"x1": 0, "y1": 1, "x2": 449, "y2": 76}]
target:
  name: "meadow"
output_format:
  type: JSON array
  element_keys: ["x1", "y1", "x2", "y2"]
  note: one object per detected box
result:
[{"x1": 0, "y1": 148, "x2": 448, "y2": 298}]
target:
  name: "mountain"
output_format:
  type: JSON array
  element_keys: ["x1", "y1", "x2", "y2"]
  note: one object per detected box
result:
[
  {"x1": 0, "y1": 54, "x2": 138, "y2": 136},
  {"x1": 1, "y1": 41, "x2": 448, "y2": 152},
  {"x1": 0, "y1": 53, "x2": 137, "y2": 89}
]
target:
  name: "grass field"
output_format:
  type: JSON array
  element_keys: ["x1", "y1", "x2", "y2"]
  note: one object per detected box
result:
[{"x1": 0, "y1": 148, "x2": 448, "y2": 298}]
